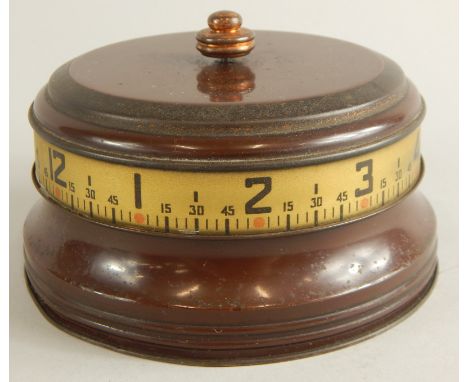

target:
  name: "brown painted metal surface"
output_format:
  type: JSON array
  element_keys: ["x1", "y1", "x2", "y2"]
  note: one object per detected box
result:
[
  {"x1": 24, "y1": 192, "x2": 437, "y2": 365},
  {"x1": 30, "y1": 31, "x2": 423, "y2": 170}
]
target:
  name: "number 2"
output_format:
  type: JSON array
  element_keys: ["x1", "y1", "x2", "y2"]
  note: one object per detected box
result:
[
  {"x1": 245, "y1": 177, "x2": 272, "y2": 214},
  {"x1": 48, "y1": 148, "x2": 66, "y2": 188}
]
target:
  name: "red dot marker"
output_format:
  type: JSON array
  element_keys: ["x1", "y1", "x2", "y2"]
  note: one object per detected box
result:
[
  {"x1": 360, "y1": 198, "x2": 369, "y2": 209},
  {"x1": 54, "y1": 186, "x2": 61, "y2": 199},
  {"x1": 253, "y1": 217, "x2": 265, "y2": 228},
  {"x1": 134, "y1": 212, "x2": 145, "y2": 224}
]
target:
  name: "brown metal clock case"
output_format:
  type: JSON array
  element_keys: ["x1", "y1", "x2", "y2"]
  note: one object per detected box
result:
[{"x1": 24, "y1": 11, "x2": 437, "y2": 365}]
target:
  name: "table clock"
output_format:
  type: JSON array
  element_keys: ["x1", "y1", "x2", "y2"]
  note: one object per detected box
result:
[{"x1": 24, "y1": 11, "x2": 438, "y2": 365}]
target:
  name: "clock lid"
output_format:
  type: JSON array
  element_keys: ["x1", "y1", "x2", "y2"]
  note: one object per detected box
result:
[{"x1": 30, "y1": 10, "x2": 424, "y2": 170}]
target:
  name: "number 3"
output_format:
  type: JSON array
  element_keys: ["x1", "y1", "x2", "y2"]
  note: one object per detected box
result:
[{"x1": 355, "y1": 159, "x2": 373, "y2": 197}]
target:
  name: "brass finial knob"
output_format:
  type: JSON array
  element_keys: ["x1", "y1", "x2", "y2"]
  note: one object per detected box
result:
[{"x1": 196, "y1": 11, "x2": 255, "y2": 59}]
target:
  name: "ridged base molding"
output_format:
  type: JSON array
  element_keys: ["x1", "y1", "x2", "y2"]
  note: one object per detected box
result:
[{"x1": 23, "y1": 192, "x2": 437, "y2": 365}]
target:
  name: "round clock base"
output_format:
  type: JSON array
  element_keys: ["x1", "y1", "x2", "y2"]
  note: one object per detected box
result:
[{"x1": 23, "y1": 192, "x2": 437, "y2": 366}]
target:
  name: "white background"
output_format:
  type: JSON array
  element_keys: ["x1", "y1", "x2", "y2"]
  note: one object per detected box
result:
[{"x1": 10, "y1": 1, "x2": 458, "y2": 381}]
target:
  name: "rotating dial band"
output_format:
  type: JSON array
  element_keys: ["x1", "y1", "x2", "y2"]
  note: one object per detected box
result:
[{"x1": 34, "y1": 129, "x2": 421, "y2": 236}]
